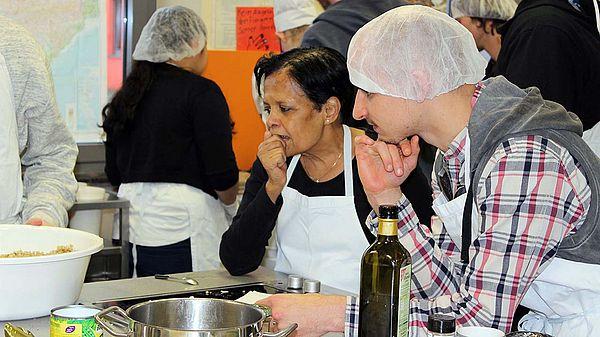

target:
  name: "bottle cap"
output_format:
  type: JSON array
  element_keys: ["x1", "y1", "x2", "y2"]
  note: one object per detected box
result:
[
  {"x1": 427, "y1": 313, "x2": 456, "y2": 333},
  {"x1": 379, "y1": 204, "x2": 399, "y2": 219}
]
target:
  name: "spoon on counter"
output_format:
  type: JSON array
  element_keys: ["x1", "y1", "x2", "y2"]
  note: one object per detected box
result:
[{"x1": 154, "y1": 274, "x2": 199, "y2": 286}]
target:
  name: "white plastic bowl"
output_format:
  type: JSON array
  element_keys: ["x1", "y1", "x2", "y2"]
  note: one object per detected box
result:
[{"x1": 0, "y1": 225, "x2": 103, "y2": 320}]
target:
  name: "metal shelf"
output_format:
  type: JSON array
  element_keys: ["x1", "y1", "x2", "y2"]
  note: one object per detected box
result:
[{"x1": 70, "y1": 190, "x2": 130, "y2": 279}]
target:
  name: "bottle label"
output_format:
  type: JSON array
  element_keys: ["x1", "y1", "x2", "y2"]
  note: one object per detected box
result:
[{"x1": 397, "y1": 264, "x2": 412, "y2": 337}]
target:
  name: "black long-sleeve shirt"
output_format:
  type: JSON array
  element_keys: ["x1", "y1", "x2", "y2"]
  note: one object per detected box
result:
[
  {"x1": 220, "y1": 157, "x2": 433, "y2": 276},
  {"x1": 493, "y1": 0, "x2": 600, "y2": 130},
  {"x1": 104, "y1": 63, "x2": 238, "y2": 197}
]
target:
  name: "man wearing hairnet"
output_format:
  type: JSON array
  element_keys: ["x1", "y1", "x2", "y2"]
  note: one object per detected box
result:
[
  {"x1": 0, "y1": 16, "x2": 78, "y2": 227},
  {"x1": 451, "y1": 0, "x2": 517, "y2": 76},
  {"x1": 258, "y1": 6, "x2": 599, "y2": 337},
  {"x1": 490, "y1": 0, "x2": 600, "y2": 130}
]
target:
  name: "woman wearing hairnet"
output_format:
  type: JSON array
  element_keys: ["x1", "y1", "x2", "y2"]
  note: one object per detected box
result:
[
  {"x1": 102, "y1": 6, "x2": 239, "y2": 276},
  {"x1": 451, "y1": 0, "x2": 517, "y2": 76},
  {"x1": 257, "y1": 6, "x2": 599, "y2": 337}
]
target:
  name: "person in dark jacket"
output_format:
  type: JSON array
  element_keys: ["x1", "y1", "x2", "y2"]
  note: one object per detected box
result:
[
  {"x1": 301, "y1": 0, "x2": 409, "y2": 57},
  {"x1": 102, "y1": 6, "x2": 239, "y2": 277},
  {"x1": 451, "y1": 0, "x2": 517, "y2": 77},
  {"x1": 491, "y1": 0, "x2": 600, "y2": 130}
]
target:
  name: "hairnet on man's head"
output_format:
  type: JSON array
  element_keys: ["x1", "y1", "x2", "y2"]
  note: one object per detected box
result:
[
  {"x1": 274, "y1": 0, "x2": 321, "y2": 32},
  {"x1": 451, "y1": 0, "x2": 517, "y2": 21},
  {"x1": 133, "y1": 6, "x2": 207, "y2": 63},
  {"x1": 347, "y1": 5, "x2": 486, "y2": 102}
]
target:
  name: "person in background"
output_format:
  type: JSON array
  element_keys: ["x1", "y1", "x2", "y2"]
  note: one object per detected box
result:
[
  {"x1": 0, "y1": 16, "x2": 78, "y2": 227},
  {"x1": 257, "y1": 6, "x2": 599, "y2": 337},
  {"x1": 490, "y1": 0, "x2": 600, "y2": 130},
  {"x1": 103, "y1": 6, "x2": 239, "y2": 277},
  {"x1": 300, "y1": 0, "x2": 410, "y2": 59},
  {"x1": 451, "y1": 0, "x2": 517, "y2": 77},
  {"x1": 274, "y1": 0, "x2": 322, "y2": 52},
  {"x1": 220, "y1": 47, "x2": 433, "y2": 299}
]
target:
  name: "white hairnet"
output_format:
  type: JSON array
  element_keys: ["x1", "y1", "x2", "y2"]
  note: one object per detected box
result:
[
  {"x1": 451, "y1": 0, "x2": 517, "y2": 21},
  {"x1": 274, "y1": 0, "x2": 321, "y2": 32},
  {"x1": 133, "y1": 6, "x2": 207, "y2": 63},
  {"x1": 347, "y1": 5, "x2": 487, "y2": 101}
]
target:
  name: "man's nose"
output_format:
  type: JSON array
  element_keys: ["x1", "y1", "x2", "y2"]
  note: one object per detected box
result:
[{"x1": 353, "y1": 90, "x2": 367, "y2": 121}]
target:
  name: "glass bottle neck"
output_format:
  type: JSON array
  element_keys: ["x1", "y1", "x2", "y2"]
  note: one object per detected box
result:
[{"x1": 378, "y1": 218, "x2": 398, "y2": 237}]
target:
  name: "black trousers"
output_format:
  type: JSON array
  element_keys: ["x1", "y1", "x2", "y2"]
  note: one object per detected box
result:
[{"x1": 127, "y1": 238, "x2": 193, "y2": 277}]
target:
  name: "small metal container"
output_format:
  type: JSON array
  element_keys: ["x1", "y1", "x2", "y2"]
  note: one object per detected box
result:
[
  {"x1": 50, "y1": 305, "x2": 102, "y2": 337},
  {"x1": 287, "y1": 275, "x2": 303, "y2": 290},
  {"x1": 302, "y1": 279, "x2": 321, "y2": 293}
]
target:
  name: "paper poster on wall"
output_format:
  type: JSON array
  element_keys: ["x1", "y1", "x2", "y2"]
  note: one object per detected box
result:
[
  {"x1": 212, "y1": 0, "x2": 274, "y2": 50},
  {"x1": 236, "y1": 7, "x2": 280, "y2": 52}
]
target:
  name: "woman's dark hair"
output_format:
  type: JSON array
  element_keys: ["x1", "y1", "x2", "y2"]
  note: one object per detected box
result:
[
  {"x1": 102, "y1": 60, "x2": 157, "y2": 136},
  {"x1": 254, "y1": 47, "x2": 360, "y2": 127}
]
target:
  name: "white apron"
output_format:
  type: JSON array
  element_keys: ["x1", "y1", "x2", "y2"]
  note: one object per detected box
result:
[
  {"x1": 274, "y1": 125, "x2": 369, "y2": 294},
  {"x1": 430, "y1": 135, "x2": 600, "y2": 337},
  {"x1": 519, "y1": 258, "x2": 600, "y2": 337},
  {"x1": 430, "y1": 136, "x2": 478, "y2": 251},
  {"x1": 0, "y1": 51, "x2": 23, "y2": 224},
  {"x1": 119, "y1": 182, "x2": 230, "y2": 274}
]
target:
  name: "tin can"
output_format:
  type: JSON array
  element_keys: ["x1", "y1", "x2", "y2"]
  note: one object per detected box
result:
[{"x1": 50, "y1": 305, "x2": 102, "y2": 337}]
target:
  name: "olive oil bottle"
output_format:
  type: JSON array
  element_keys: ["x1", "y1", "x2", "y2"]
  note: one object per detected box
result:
[{"x1": 358, "y1": 204, "x2": 412, "y2": 337}]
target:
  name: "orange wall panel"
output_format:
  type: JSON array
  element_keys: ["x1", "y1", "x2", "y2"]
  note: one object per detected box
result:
[{"x1": 203, "y1": 50, "x2": 268, "y2": 171}]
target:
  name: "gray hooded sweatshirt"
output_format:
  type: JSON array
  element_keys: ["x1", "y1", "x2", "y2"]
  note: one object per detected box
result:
[
  {"x1": 464, "y1": 76, "x2": 599, "y2": 265},
  {"x1": 0, "y1": 16, "x2": 78, "y2": 226}
]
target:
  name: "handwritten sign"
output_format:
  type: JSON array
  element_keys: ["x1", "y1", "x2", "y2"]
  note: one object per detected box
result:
[{"x1": 236, "y1": 7, "x2": 280, "y2": 52}]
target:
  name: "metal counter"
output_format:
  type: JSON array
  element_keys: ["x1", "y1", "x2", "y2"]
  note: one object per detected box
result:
[{"x1": 1, "y1": 267, "x2": 347, "y2": 337}]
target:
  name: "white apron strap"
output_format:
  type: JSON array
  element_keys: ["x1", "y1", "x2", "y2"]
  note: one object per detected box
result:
[
  {"x1": 285, "y1": 154, "x2": 301, "y2": 186},
  {"x1": 342, "y1": 125, "x2": 354, "y2": 197}
]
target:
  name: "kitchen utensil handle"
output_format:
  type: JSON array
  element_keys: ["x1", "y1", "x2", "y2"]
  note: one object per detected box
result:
[
  {"x1": 95, "y1": 306, "x2": 131, "y2": 337},
  {"x1": 263, "y1": 323, "x2": 298, "y2": 337},
  {"x1": 154, "y1": 274, "x2": 169, "y2": 280}
]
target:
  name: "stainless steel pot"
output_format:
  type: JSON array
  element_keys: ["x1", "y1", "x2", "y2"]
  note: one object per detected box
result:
[{"x1": 95, "y1": 298, "x2": 297, "y2": 337}]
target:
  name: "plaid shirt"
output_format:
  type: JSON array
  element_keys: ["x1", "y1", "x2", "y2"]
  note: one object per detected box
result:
[{"x1": 344, "y1": 86, "x2": 592, "y2": 336}]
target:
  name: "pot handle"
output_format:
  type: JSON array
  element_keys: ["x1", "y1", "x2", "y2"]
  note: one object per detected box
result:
[
  {"x1": 95, "y1": 306, "x2": 132, "y2": 337},
  {"x1": 263, "y1": 323, "x2": 298, "y2": 337}
]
